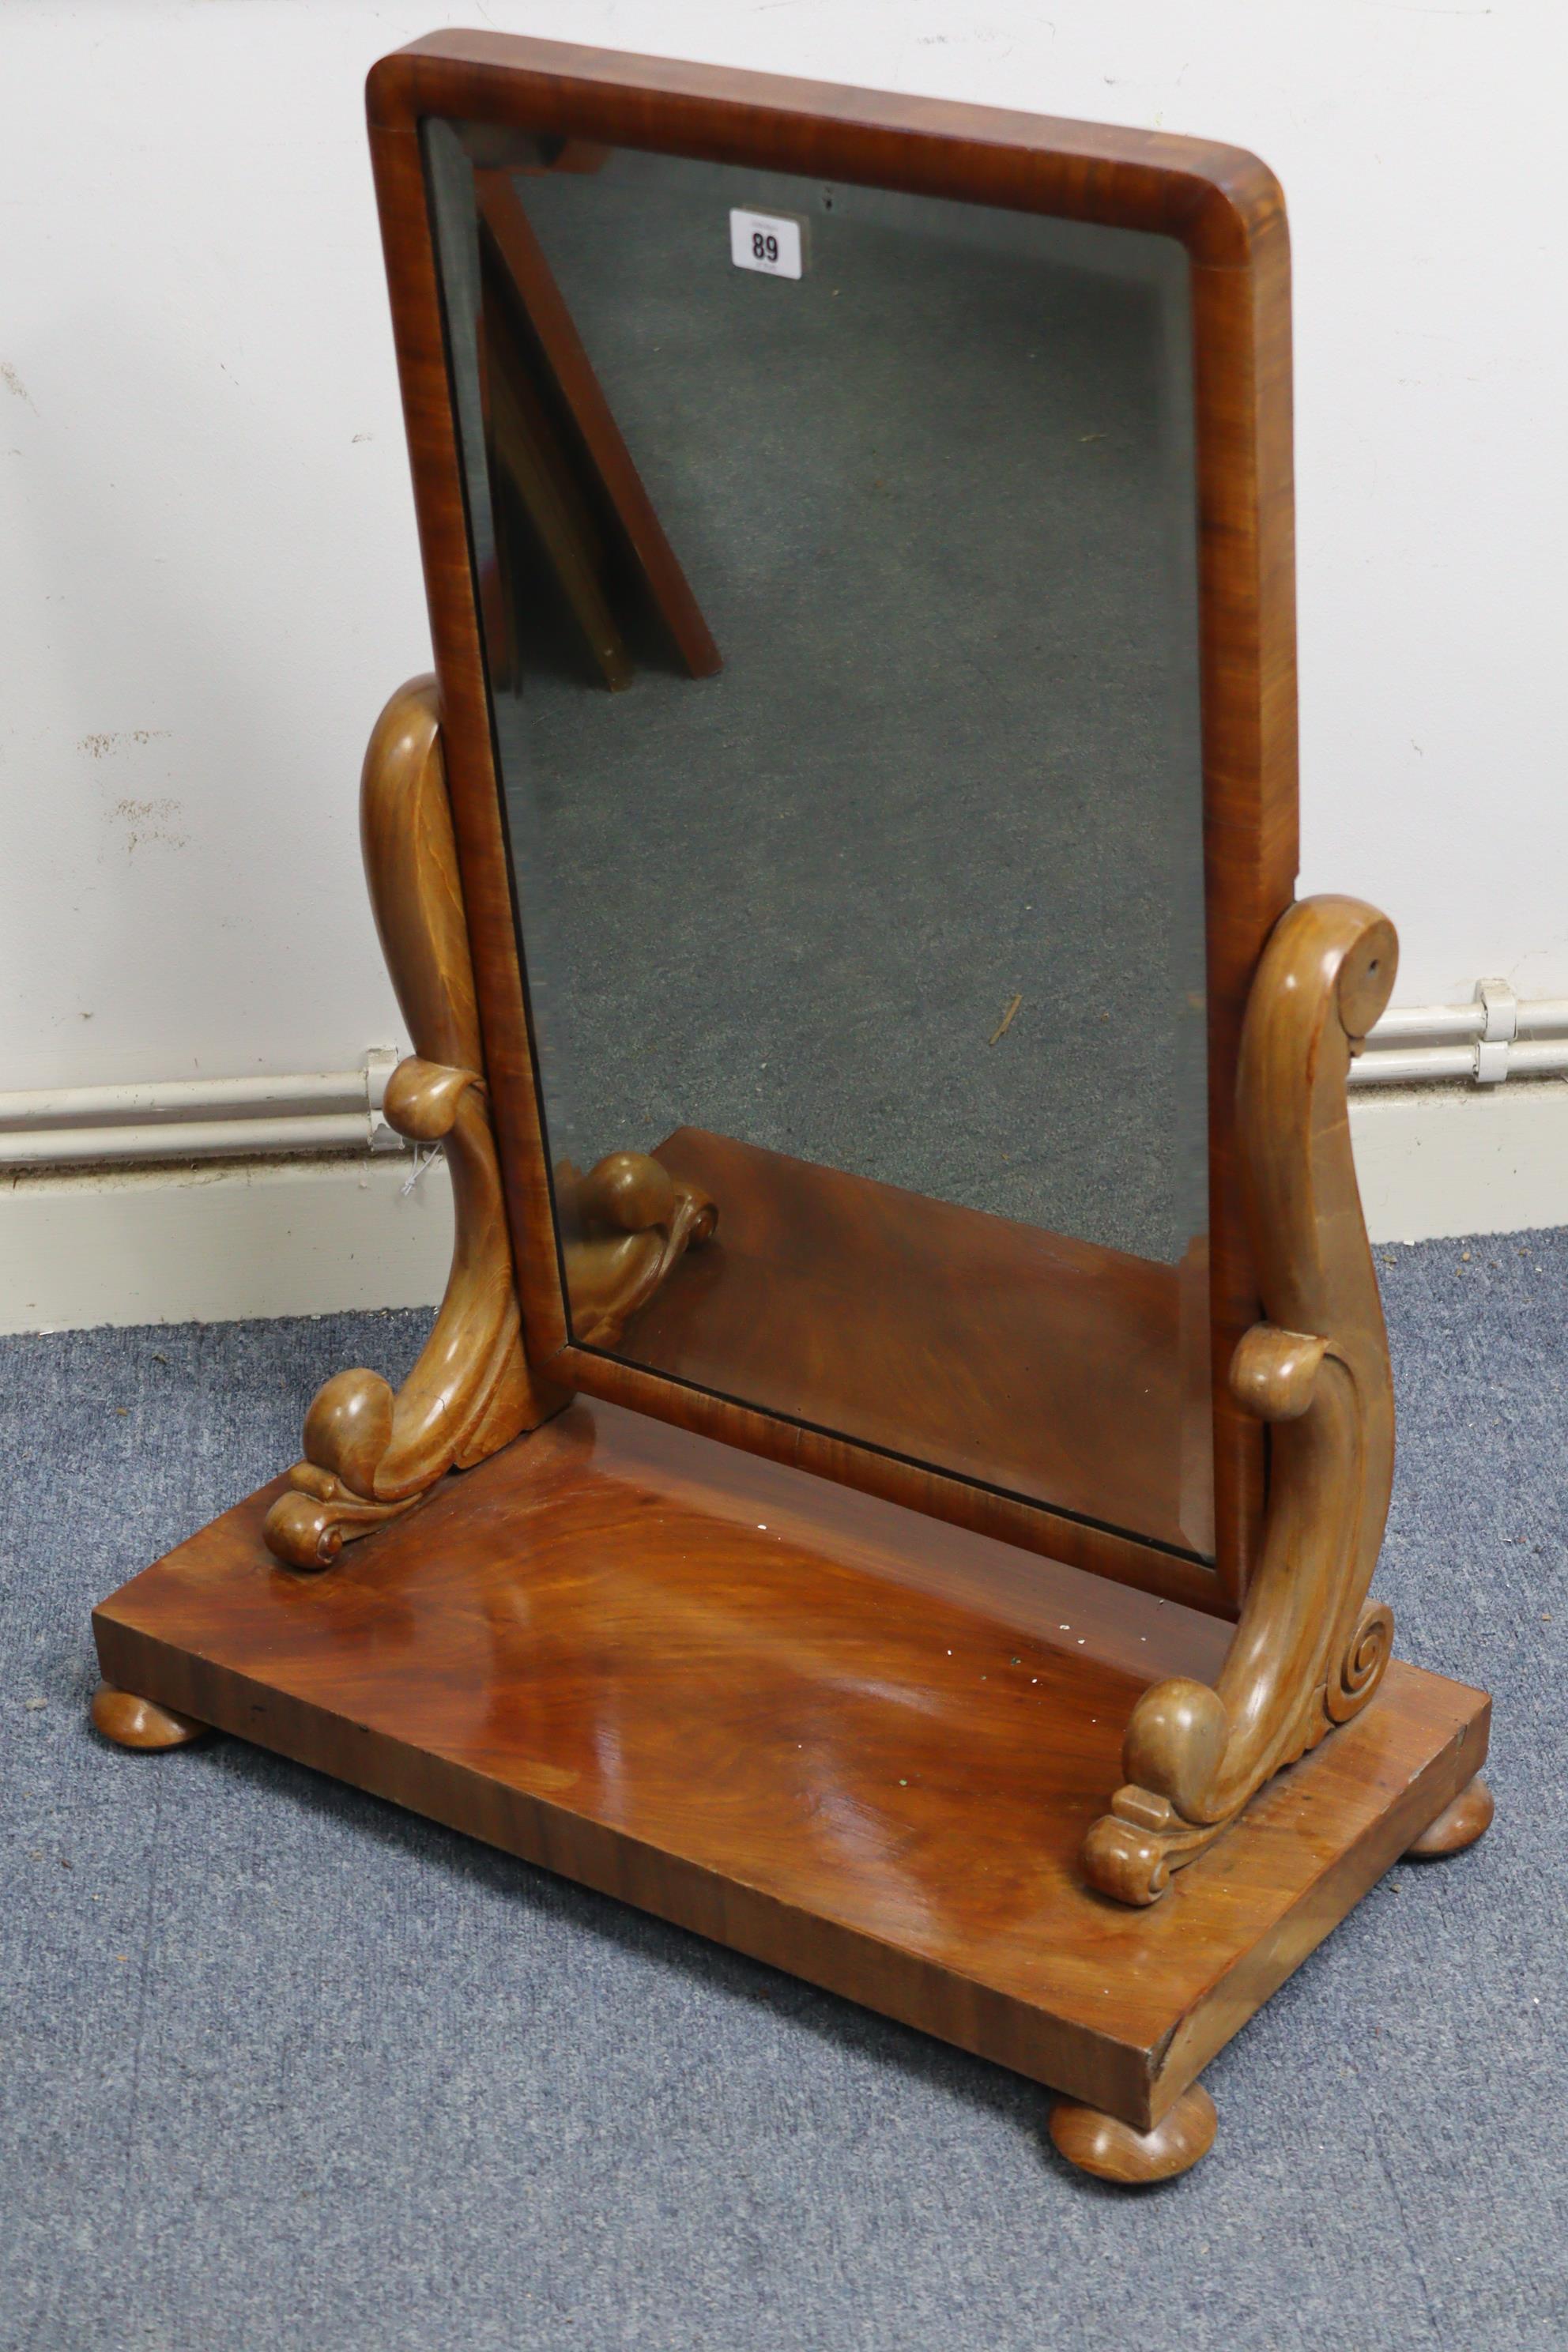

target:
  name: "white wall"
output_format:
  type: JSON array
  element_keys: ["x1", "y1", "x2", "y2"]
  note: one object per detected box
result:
[{"x1": 2, "y1": 3, "x2": 1563, "y2": 1134}]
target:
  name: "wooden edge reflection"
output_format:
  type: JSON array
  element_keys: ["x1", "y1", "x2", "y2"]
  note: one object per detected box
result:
[{"x1": 475, "y1": 167, "x2": 722, "y2": 679}]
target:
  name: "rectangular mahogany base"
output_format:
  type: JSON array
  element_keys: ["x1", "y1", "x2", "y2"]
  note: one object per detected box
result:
[{"x1": 93, "y1": 1401, "x2": 1488, "y2": 2132}]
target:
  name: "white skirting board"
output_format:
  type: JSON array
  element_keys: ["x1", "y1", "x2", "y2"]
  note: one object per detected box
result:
[
  {"x1": 1348, "y1": 1077, "x2": 1568, "y2": 1246},
  {"x1": 0, "y1": 1152, "x2": 457, "y2": 1336},
  {"x1": 0, "y1": 1080, "x2": 1565, "y2": 1334}
]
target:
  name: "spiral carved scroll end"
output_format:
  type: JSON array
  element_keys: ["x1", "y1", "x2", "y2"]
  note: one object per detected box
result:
[
  {"x1": 1080, "y1": 1679, "x2": 1234, "y2": 1905},
  {"x1": 1080, "y1": 1805, "x2": 1206, "y2": 1908},
  {"x1": 1326, "y1": 1600, "x2": 1394, "y2": 1726},
  {"x1": 1078, "y1": 1425, "x2": 1397, "y2": 1906},
  {"x1": 262, "y1": 1449, "x2": 428, "y2": 1571}
]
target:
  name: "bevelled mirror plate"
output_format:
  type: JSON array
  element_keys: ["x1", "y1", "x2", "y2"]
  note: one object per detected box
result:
[{"x1": 423, "y1": 122, "x2": 1213, "y2": 1562}]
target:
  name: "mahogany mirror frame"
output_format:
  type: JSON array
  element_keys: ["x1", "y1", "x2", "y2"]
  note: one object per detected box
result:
[
  {"x1": 364, "y1": 30, "x2": 1298, "y2": 1621},
  {"x1": 88, "y1": 33, "x2": 1494, "y2": 2189}
]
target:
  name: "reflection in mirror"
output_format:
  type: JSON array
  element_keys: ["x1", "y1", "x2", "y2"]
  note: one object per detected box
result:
[{"x1": 424, "y1": 122, "x2": 1212, "y2": 1561}]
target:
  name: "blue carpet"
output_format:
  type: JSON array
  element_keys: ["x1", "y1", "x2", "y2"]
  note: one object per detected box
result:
[{"x1": 3, "y1": 1233, "x2": 1564, "y2": 2352}]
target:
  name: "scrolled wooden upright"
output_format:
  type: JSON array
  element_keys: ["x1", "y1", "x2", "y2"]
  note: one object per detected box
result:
[
  {"x1": 262, "y1": 677, "x2": 564, "y2": 1571},
  {"x1": 1081, "y1": 894, "x2": 1412, "y2": 1904}
]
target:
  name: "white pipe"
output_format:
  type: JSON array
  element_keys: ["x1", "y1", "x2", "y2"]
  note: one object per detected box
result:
[
  {"x1": 1366, "y1": 1004, "x2": 1484, "y2": 1046},
  {"x1": 0, "y1": 1069, "x2": 381, "y2": 1132},
  {"x1": 1502, "y1": 1038, "x2": 1568, "y2": 1076},
  {"x1": 1363, "y1": 1000, "x2": 1568, "y2": 1050},
  {"x1": 1353, "y1": 986, "x2": 1568, "y2": 1086},
  {"x1": 0, "y1": 1114, "x2": 381, "y2": 1168},
  {"x1": 1353, "y1": 1035, "x2": 1568, "y2": 1087},
  {"x1": 1348, "y1": 1045, "x2": 1479, "y2": 1088},
  {"x1": 2, "y1": 982, "x2": 1565, "y2": 1167},
  {"x1": 1517, "y1": 1000, "x2": 1568, "y2": 1038},
  {"x1": 0, "y1": 1052, "x2": 405, "y2": 1168}
]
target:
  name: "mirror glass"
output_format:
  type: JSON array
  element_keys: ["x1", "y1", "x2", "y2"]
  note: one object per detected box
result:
[{"x1": 424, "y1": 122, "x2": 1212, "y2": 1561}]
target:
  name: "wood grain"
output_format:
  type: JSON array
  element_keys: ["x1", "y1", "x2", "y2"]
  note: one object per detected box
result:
[
  {"x1": 95, "y1": 1397, "x2": 1488, "y2": 2133},
  {"x1": 364, "y1": 35, "x2": 1299, "y2": 1608}
]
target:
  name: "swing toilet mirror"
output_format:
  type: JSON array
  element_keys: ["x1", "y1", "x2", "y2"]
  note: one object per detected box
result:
[{"x1": 89, "y1": 37, "x2": 1494, "y2": 2190}]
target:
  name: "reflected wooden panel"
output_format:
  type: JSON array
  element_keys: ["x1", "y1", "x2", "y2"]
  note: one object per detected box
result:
[
  {"x1": 475, "y1": 166, "x2": 720, "y2": 682},
  {"x1": 479, "y1": 244, "x2": 632, "y2": 691},
  {"x1": 94, "y1": 1396, "x2": 1488, "y2": 2134},
  {"x1": 605, "y1": 1127, "x2": 1212, "y2": 1559}
]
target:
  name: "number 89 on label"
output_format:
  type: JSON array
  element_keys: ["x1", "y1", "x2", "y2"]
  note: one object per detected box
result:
[{"x1": 729, "y1": 208, "x2": 807, "y2": 281}]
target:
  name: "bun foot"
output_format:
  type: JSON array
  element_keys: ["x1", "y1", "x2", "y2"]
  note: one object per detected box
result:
[
  {"x1": 1050, "y1": 2083, "x2": 1216, "y2": 2184},
  {"x1": 91, "y1": 1683, "x2": 208, "y2": 1751},
  {"x1": 1405, "y1": 1772, "x2": 1493, "y2": 1858}
]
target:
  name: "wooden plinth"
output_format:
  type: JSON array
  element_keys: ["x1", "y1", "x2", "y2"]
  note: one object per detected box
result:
[{"x1": 92, "y1": 1400, "x2": 1487, "y2": 2133}]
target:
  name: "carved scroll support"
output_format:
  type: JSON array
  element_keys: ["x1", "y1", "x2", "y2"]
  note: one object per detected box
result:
[
  {"x1": 1082, "y1": 895, "x2": 1408, "y2": 1904},
  {"x1": 264, "y1": 677, "x2": 564, "y2": 1571}
]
